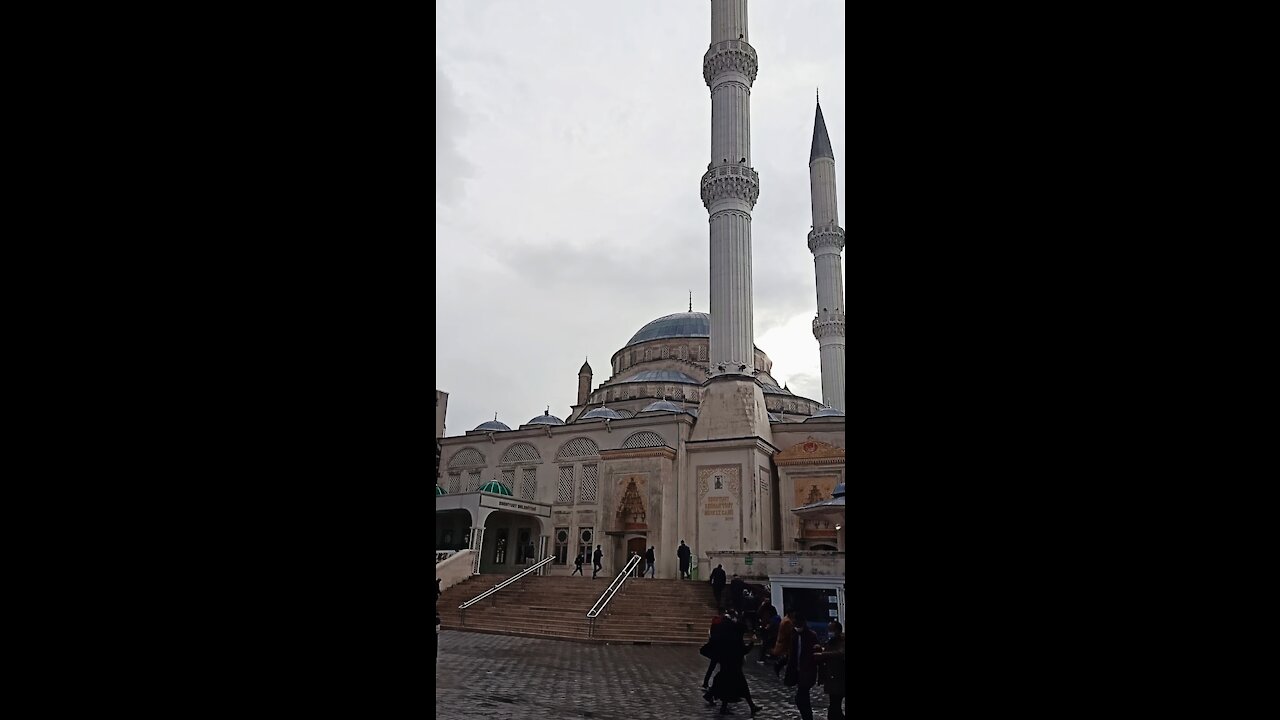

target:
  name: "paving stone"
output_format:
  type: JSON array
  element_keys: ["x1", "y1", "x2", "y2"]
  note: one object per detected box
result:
[{"x1": 437, "y1": 630, "x2": 840, "y2": 719}]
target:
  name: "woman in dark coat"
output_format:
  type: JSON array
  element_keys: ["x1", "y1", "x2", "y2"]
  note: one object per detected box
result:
[{"x1": 703, "y1": 615, "x2": 760, "y2": 716}]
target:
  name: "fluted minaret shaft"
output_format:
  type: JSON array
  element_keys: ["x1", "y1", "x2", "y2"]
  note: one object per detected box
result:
[
  {"x1": 808, "y1": 100, "x2": 846, "y2": 411},
  {"x1": 702, "y1": 0, "x2": 760, "y2": 377}
]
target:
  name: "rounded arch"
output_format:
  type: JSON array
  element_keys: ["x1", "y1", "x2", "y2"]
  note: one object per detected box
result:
[
  {"x1": 447, "y1": 447, "x2": 486, "y2": 468},
  {"x1": 809, "y1": 543, "x2": 838, "y2": 551},
  {"x1": 500, "y1": 442, "x2": 542, "y2": 464},
  {"x1": 555, "y1": 437, "x2": 599, "y2": 461},
  {"x1": 621, "y1": 431, "x2": 667, "y2": 449}
]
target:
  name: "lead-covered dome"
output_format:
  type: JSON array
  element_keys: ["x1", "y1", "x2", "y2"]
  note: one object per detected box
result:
[
  {"x1": 526, "y1": 412, "x2": 565, "y2": 426},
  {"x1": 805, "y1": 407, "x2": 845, "y2": 422},
  {"x1": 626, "y1": 312, "x2": 710, "y2": 346},
  {"x1": 640, "y1": 400, "x2": 688, "y2": 414},
  {"x1": 474, "y1": 419, "x2": 511, "y2": 432},
  {"x1": 579, "y1": 406, "x2": 624, "y2": 422}
]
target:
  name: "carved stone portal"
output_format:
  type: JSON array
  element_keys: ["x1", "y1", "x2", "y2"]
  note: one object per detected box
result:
[{"x1": 616, "y1": 477, "x2": 647, "y2": 531}]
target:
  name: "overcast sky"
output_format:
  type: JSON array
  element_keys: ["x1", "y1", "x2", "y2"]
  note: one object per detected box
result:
[{"x1": 436, "y1": 0, "x2": 845, "y2": 435}]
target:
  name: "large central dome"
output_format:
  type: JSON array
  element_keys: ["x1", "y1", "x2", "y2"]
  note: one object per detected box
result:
[{"x1": 626, "y1": 312, "x2": 710, "y2": 346}]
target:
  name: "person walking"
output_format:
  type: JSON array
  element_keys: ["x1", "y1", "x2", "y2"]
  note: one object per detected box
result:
[
  {"x1": 786, "y1": 611, "x2": 819, "y2": 720},
  {"x1": 571, "y1": 551, "x2": 584, "y2": 576},
  {"x1": 815, "y1": 620, "x2": 846, "y2": 720},
  {"x1": 701, "y1": 610, "x2": 731, "y2": 689},
  {"x1": 704, "y1": 611, "x2": 761, "y2": 716},
  {"x1": 758, "y1": 610, "x2": 781, "y2": 664},
  {"x1": 710, "y1": 563, "x2": 727, "y2": 607},
  {"x1": 772, "y1": 609, "x2": 798, "y2": 678},
  {"x1": 645, "y1": 546, "x2": 656, "y2": 578},
  {"x1": 677, "y1": 540, "x2": 691, "y2": 579},
  {"x1": 592, "y1": 544, "x2": 603, "y2": 579},
  {"x1": 729, "y1": 575, "x2": 746, "y2": 613}
]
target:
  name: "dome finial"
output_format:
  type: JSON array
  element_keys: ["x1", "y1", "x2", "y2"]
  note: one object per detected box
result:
[
  {"x1": 494, "y1": 412, "x2": 498, "y2": 421},
  {"x1": 688, "y1": 291, "x2": 692, "y2": 313},
  {"x1": 817, "y1": 86, "x2": 820, "y2": 103},
  {"x1": 546, "y1": 405, "x2": 550, "y2": 415}
]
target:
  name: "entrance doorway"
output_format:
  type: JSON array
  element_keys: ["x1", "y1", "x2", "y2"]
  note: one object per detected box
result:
[{"x1": 627, "y1": 537, "x2": 646, "y2": 576}]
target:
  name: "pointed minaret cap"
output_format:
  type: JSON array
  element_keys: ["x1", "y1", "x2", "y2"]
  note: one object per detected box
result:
[
  {"x1": 579, "y1": 356, "x2": 592, "y2": 374},
  {"x1": 810, "y1": 97, "x2": 834, "y2": 164}
]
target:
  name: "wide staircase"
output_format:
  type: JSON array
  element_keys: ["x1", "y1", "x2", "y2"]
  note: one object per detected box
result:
[{"x1": 438, "y1": 572, "x2": 719, "y2": 645}]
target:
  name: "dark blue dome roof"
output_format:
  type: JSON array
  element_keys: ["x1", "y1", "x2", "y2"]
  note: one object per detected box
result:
[
  {"x1": 626, "y1": 312, "x2": 710, "y2": 345},
  {"x1": 474, "y1": 419, "x2": 512, "y2": 431},
  {"x1": 527, "y1": 413, "x2": 565, "y2": 426}
]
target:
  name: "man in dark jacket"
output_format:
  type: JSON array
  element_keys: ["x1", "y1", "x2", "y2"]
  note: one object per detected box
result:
[
  {"x1": 644, "y1": 546, "x2": 656, "y2": 578},
  {"x1": 709, "y1": 564, "x2": 727, "y2": 607},
  {"x1": 677, "y1": 540, "x2": 691, "y2": 579},
  {"x1": 571, "y1": 552, "x2": 584, "y2": 576},
  {"x1": 592, "y1": 544, "x2": 603, "y2": 578},
  {"x1": 788, "y1": 611, "x2": 820, "y2": 720},
  {"x1": 815, "y1": 620, "x2": 845, "y2": 720}
]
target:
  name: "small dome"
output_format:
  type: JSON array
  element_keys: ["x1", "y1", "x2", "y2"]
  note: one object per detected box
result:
[
  {"x1": 474, "y1": 419, "x2": 512, "y2": 432},
  {"x1": 761, "y1": 383, "x2": 794, "y2": 395},
  {"x1": 579, "y1": 406, "x2": 624, "y2": 422},
  {"x1": 804, "y1": 407, "x2": 845, "y2": 422},
  {"x1": 435, "y1": 485, "x2": 447, "y2": 496},
  {"x1": 640, "y1": 400, "x2": 687, "y2": 414},
  {"x1": 527, "y1": 412, "x2": 565, "y2": 426},
  {"x1": 478, "y1": 480, "x2": 512, "y2": 496}
]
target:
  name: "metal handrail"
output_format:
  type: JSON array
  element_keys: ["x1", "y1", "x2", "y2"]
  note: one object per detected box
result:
[
  {"x1": 586, "y1": 553, "x2": 643, "y2": 621},
  {"x1": 458, "y1": 556, "x2": 554, "y2": 611}
]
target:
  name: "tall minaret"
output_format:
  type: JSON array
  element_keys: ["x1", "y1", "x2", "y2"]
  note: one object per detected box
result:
[
  {"x1": 691, "y1": 0, "x2": 771, "y2": 443},
  {"x1": 808, "y1": 95, "x2": 846, "y2": 411}
]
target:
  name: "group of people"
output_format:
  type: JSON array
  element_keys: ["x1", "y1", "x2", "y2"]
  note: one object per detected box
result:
[
  {"x1": 699, "y1": 570, "x2": 846, "y2": 719},
  {"x1": 567, "y1": 540, "x2": 696, "y2": 580}
]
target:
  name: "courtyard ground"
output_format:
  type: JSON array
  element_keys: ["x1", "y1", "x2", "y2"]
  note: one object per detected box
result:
[{"x1": 436, "y1": 630, "x2": 840, "y2": 719}]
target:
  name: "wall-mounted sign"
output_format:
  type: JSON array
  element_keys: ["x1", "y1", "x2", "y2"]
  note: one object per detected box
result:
[{"x1": 479, "y1": 495, "x2": 551, "y2": 517}]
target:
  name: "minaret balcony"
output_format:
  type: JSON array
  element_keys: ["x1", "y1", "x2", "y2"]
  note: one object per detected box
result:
[
  {"x1": 703, "y1": 40, "x2": 758, "y2": 86},
  {"x1": 701, "y1": 165, "x2": 761, "y2": 210},
  {"x1": 807, "y1": 225, "x2": 846, "y2": 253},
  {"x1": 813, "y1": 312, "x2": 846, "y2": 339}
]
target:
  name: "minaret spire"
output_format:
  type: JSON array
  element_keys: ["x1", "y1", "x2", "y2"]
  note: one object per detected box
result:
[{"x1": 808, "y1": 96, "x2": 846, "y2": 411}]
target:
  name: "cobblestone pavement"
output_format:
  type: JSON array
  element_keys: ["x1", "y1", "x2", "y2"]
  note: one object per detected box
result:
[{"x1": 437, "y1": 630, "x2": 840, "y2": 719}]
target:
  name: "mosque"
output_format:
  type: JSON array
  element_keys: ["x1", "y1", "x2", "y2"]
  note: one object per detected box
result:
[{"x1": 436, "y1": 0, "x2": 845, "y2": 622}]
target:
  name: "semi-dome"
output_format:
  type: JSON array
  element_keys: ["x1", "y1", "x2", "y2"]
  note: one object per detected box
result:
[
  {"x1": 640, "y1": 400, "x2": 688, "y2": 414},
  {"x1": 435, "y1": 485, "x2": 447, "y2": 496},
  {"x1": 626, "y1": 312, "x2": 710, "y2": 345},
  {"x1": 526, "y1": 411, "x2": 565, "y2": 426},
  {"x1": 804, "y1": 407, "x2": 845, "y2": 422},
  {"x1": 478, "y1": 480, "x2": 512, "y2": 496},
  {"x1": 579, "y1": 406, "x2": 624, "y2": 422},
  {"x1": 474, "y1": 419, "x2": 512, "y2": 432},
  {"x1": 619, "y1": 369, "x2": 702, "y2": 384}
]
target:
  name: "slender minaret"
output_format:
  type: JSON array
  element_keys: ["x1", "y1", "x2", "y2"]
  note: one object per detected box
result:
[
  {"x1": 702, "y1": 0, "x2": 759, "y2": 378},
  {"x1": 691, "y1": 0, "x2": 771, "y2": 443},
  {"x1": 808, "y1": 95, "x2": 846, "y2": 411}
]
